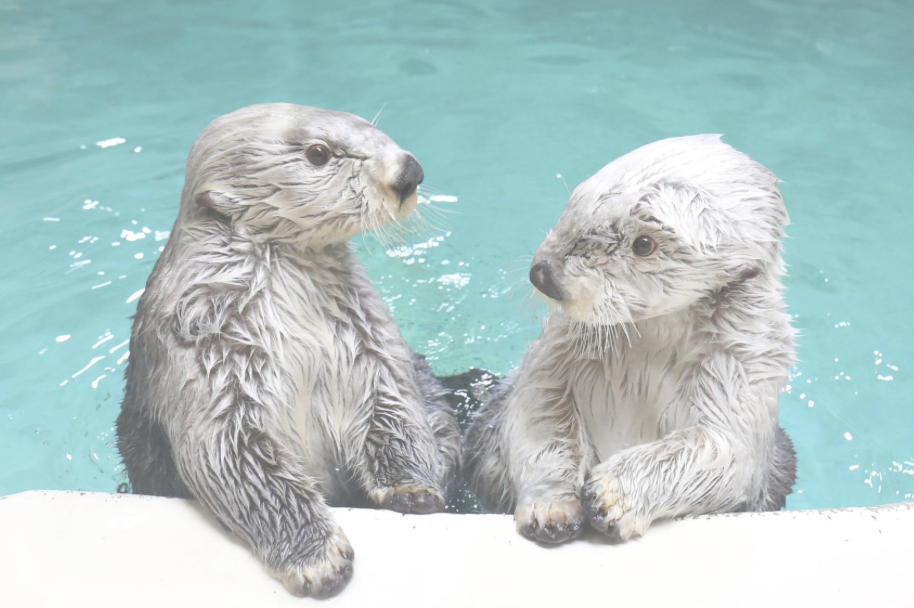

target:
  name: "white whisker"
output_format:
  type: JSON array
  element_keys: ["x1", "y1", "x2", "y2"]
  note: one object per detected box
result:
[{"x1": 371, "y1": 103, "x2": 387, "y2": 127}]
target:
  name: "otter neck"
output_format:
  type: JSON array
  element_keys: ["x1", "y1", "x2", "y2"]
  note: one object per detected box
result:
[{"x1": 180, "y1": 217, "x2": 356, "y2": 259}]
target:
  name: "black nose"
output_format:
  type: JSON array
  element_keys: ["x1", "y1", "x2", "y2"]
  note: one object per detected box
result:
[
  {"x1": 530, "y1": 261, "x2": 564, "y2": 301},
  {"x1": 392, "y1": 154, "x2": 424, "y2": 206}
]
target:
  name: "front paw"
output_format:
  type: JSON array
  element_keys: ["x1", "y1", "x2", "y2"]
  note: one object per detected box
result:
[
  {"x1": 514, "y1": 498, "x2": 585, "y2": 544},
  {"x1": 273, "y1": 531, "x2": 354, "y2": 598},
  {"x1": 581, "y1": 468, "x2": 641, "y2": 542},
  {"x1": 371, "y1": 485, "x2": 445, "y2": 514}
]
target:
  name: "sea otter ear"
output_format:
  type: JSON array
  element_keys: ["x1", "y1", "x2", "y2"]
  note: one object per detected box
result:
[
  {"x1": 194, "y1": 190, "x2": 237, "y2": 217},
  {"x1": 730, "y1": 264, "x2": 760, "y2": 284}
]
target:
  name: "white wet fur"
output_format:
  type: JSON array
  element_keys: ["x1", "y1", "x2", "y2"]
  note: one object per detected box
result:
[{"x1": 466, "y1": 135, "x2": 797, "y2": 544}]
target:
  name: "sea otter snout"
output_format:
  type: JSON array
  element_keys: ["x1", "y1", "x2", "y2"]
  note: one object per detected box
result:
[
  {"x1": 529, "y1": 259, "x2": 564, "y2": 301},
  {"x1": 391, "y1": 154, "x2": 424, "y2": 206}
]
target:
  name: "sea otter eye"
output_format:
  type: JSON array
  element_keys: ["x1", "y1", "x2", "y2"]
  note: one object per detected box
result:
[
  {"x1": 305, "y1": 144, "x2": 331, "y2": 166},
  {"x1": 632, "y1": 235, "x2": 657, "y2": 256}
]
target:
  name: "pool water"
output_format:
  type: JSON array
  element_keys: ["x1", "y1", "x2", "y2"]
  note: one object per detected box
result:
[{"x1": 1, "y1": 0, "x2": 912, "y2": 510}]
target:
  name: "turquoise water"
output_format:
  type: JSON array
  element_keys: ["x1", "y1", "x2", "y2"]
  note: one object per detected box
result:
[{"x1": 1, "y1": 0, "x2": 912, "y2": 510}]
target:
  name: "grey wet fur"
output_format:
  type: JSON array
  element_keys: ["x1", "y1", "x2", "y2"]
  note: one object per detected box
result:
[
  {"x1": 116, "y1": 103, "x2": 459, "y2": 597},
  {"x1": 465, "y1": 135, "x2": 797, "y2": 544}
]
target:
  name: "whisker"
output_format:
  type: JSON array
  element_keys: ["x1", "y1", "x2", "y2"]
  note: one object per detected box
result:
[
  {"x1": 371, "y1": 208, "x2": 396, "y2": 253},
  {"x1": 421, "y1": 202, "x2": 459, "y2": 216},
  {"x1": 502, "y1": 265, "x2": 534, "y2": 277},
  {"x1": 618, "y1": 315, "x2": 633, "y2": 349},
  {"x1": 417, "y1": 184, "x2": 445, "y2": 196},
  {"x1": 409, "y1": 211, "x2": 448, "y2": 238},
  {"x1": 358, "y1": 194, "x2": 379, "y2": 258},
  {"x1": 606, "y1": 311, "x2": 618, "y2": 357},
  {"x1": 506, "y1": 280, "x2": 533, "y2": 302},
  {"x1": 413, "y1": 207, "x2": 457, "y2": 233},
  {"x1": 371, "y1": 103, "x2": 387, "y2": 127},
  {"x1": 520, "y1": 289, "x2": 542, "y2": 322},
  {"x1": 416, "y1": 204, "x2": 452, "y2": 226},
  {"x1": 499, "y1": 254, "x2": 534, "y2": 268},
  {"x1": 556, "y1": 173, "x2": 571, "y2": 196}
]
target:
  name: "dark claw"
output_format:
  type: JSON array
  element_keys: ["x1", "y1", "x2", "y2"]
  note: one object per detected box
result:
[
  {"x1": 581, "y1": 485, "x2": 596, "y2": 504},
  {"x1": 536, "y1": 521, "x2": 565, "y2": 543},
  {"x1": 538, "y1": 512, "x2": 585, "y2": 544},
  {"x1": 602, "y1": 520, "x2": 625, "y2": 543},
  {"x1": 581, "y1": 485, "x2": 603, "y2": 525},
  {"x1": 520, "y1": 507, "x2": 585, "y2": 544},
  {"x1": 292, "y1": 581, "x2": 311, "y2": 598},
  {"x1": 520, "y1": 517, "x2": 537, "y2": 538},
  {"x1": 581, "y1": 488, "x2": 627, "y2": 541},
  {"x1": 313, "y1": 563, "x2": 354, "y2": 599}
]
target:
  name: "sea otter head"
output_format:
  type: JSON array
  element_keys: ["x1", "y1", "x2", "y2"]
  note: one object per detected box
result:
[
  {"x1": 180, "y1": 103, "x2": 424, "y2": 245},
  {"x1": 529, "y1": 135, "x2": 789, "y2": 326}
]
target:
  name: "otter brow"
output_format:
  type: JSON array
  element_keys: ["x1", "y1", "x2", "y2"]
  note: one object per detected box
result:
[
  {"x1": 291, "y1": 143, "x2": 369, "y2": 161},
  {"x1": 571, "y1": 227, "x2": 623, "y2": 258},
  {"x1": 628, "y1": 201, "x2": 665, "y2": 227},
  {"x1": 641, "y1": 215, "x2": 664, "y2": 227}
]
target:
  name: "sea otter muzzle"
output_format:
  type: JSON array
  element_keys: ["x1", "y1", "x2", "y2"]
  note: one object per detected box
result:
[
  {"x1": 530, "y1": 260, "x2": 564, "y2": 301},
  {"x1": 392, "y1": 154, "x2": 424, "y2": 206}
]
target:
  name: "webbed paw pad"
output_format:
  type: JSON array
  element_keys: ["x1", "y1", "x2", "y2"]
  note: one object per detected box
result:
[
  {"x1": 515, "y1": 499, "x2": 585, "y2": 544},
  {"x1": 275, "y1": 532, "x2": 354, "y2": 598},
  {"x1": 581, "y1": 472, "x2": 639, "y2": 542}
]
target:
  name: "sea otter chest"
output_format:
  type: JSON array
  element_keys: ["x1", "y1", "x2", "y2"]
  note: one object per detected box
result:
[
  {"x1": 571, "y1": 316, "x2": 699, "y2": 461},
  {"x1": 265, "y1": 253, "x2": 381, "y2": 461}
]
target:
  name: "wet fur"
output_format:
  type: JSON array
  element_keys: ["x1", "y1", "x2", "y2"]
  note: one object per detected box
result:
[
  {"x1": 466, "y1": 135, "x2": 797, "y2": 543},
  {"x1": 116, "y1": 104, "x2": 459, "y2": 596}
]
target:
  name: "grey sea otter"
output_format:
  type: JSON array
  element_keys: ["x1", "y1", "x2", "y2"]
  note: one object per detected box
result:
[
  {"x1": 465, "y1": 135, "x2": 797, "y2": 544},
  {"x1": 116, "y1": 103, "x2": 459, "y2": 597}
]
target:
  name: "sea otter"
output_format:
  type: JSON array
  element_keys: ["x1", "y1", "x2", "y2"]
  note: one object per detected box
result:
[
  {"x1": 465, "y1": 135, "x2": 797, "y2": 544},
  {"x1": 116, "y1": 103, "x2": 459, "y2": 596}
]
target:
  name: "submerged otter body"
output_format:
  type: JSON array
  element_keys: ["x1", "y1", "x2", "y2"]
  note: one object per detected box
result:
[
  {"x1": 117, "y1": 104, "x2": 459, "y2": 597},
  {"x1": 466, "y1": 135, "x2": 797, "y2": 544}
]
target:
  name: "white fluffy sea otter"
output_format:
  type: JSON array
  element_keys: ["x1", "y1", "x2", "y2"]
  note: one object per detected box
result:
[{"x1": 465, "y1": 135, "x2": 797, "y2": 543}]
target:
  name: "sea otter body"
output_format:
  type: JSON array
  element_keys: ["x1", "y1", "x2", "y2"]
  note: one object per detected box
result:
[
  {"x1": 466, "y1": 135, "x2": 797, "y2": 544},
  {"x1": 117, "y1": 104, "x2": 459, "y2": 597}
]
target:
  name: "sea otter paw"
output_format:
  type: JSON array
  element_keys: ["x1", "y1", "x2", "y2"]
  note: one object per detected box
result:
[
  {"x1": 371, "y1": 485, "x2": 445, "y2": 514},
  {"x1": 581, "y1": 470, "x2": 641, "y2": 542},
  {"x1": 274, "y1": 531, "x2": 354, "y2": 598},
  {"x1": 514, "y1": 498, "x2": 585, "y2": 544}
]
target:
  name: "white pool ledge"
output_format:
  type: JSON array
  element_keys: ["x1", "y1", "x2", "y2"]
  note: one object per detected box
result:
[{"x1": 1, "y1": 491, "x2": 911, "y2": 606}]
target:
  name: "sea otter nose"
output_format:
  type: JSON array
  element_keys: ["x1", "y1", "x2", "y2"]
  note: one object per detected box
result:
[
  {"x1": 392, "y1": 154, "x2": 424, "y2": 206},
  {"x1": 530, "y1": 261, "x2": 564, "y2": 301}
]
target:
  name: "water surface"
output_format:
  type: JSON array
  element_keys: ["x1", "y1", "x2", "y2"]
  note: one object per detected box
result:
[{"x1": 1, "y1": 0, "x2": 912, "y2": 509}]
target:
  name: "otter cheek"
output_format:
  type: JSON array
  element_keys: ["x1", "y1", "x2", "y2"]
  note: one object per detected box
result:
[
  {"x1": 635, "y1": 283, "x2": 684, "y2": 320},
  {"x1": 558, "y1": 279, "x2": 602, "y2": 324},
  {"x1": 561, "y1": 302, "x2": 592, "y2": 323},
  {"x1": 396, "y1": 190, "x2": 419, "y2": 218}
]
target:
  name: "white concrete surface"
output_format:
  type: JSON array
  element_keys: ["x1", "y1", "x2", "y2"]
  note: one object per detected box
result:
[{"x1": 0, "y1": 491, "x2": 911, "y2": 607}]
